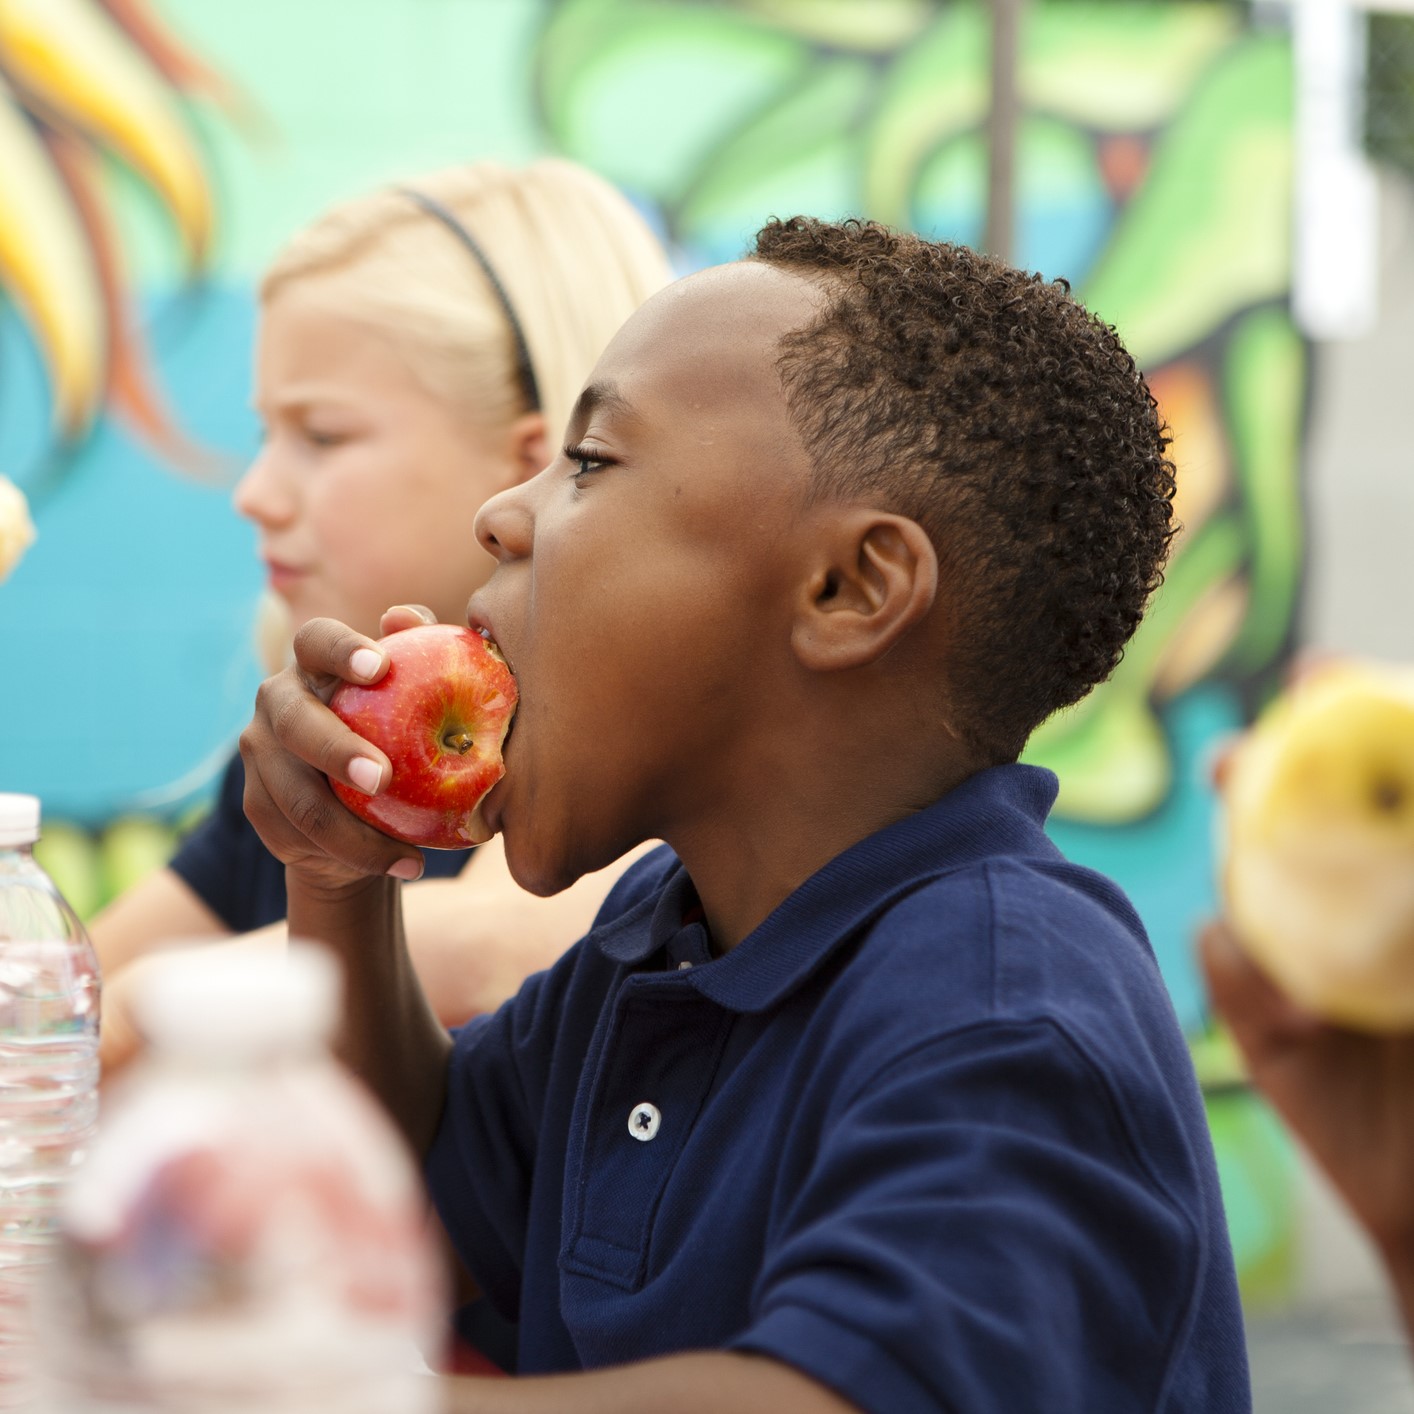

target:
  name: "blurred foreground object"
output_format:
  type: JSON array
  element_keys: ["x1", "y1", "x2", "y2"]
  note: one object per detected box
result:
[
  {"x1": 1222, "y1": 659, "x2": 1414, "y2": 1029},
  {"x1": 38, "y1": 943, "x2": 445, "y2": 1412},
  {"x1": 0, "y1": 478, "x2": 35, "y2": 583},
  {"x1": 0, "y1": 793, "x2": 101, "y2": 1409}
]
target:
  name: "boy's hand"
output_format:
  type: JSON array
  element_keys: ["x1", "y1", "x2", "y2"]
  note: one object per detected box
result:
[
  {"x1": 1200, "y1": 920, "x2": 1414, "y2": 1264},
  {"x1": 239, "y1": 607, "x2": 434, "y2": 892}
]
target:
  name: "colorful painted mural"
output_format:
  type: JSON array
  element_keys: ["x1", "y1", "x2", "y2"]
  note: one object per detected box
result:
[
  {"x1": 0, "y1": 0, "x2": 218, "y2": 459},
  {"x1": 0, "y1": 0, "x2": 1300, "y2": 1293}
]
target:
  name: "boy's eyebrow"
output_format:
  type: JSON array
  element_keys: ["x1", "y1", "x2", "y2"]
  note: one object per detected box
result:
[{"x1": 569, "y1": 380, "x2": 637, "y2": 430}]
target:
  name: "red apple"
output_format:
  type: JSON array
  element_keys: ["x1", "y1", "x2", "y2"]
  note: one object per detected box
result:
[{"x1": 328, "y1": 624, "x2": 517, "y2": 849}]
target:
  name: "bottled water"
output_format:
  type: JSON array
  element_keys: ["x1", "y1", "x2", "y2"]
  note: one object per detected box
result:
[
  {"x1": 0, "y1": 793, "x2": 101, "y2": 1410},
  {"x1": 39, "y1": 941, "x2": 445, "y2": 1413}
]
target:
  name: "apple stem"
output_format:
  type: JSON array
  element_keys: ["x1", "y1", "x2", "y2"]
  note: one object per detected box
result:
[{"x1": 442, "y1": 729, "x2": 475, "y2": 756}]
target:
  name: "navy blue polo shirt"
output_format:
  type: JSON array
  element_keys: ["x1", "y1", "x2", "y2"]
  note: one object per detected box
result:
[{"x1": 426, "y1": 764, "x2": 1250, "y2": 1412}]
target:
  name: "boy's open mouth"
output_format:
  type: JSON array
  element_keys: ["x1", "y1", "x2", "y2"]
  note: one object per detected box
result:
[{"x1": 473, "y1": 623, "x2": 512, "y2": 670}]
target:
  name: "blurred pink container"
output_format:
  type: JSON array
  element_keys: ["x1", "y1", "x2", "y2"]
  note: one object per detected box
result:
[{"x1": 36, "y1": 942, "x2": 446, "y2": 1413}]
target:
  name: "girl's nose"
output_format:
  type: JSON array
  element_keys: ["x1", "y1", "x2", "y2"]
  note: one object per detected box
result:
[{"x1": 232, "y1": 441, "x2": 295, "y2": 528}]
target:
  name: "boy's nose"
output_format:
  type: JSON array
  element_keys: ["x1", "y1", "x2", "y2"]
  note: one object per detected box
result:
[{"x1": 474, "y1": 477, "x2": 535, "y2": 562}]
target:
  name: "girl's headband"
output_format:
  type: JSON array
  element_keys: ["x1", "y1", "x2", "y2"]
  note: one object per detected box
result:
[{"x1": 397, "y1": 187, "x2": 542, "y2": 412}]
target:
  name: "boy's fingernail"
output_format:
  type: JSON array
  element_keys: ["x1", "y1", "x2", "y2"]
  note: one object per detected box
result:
[
  {"x1": 388, "y1": 857, "x2": 423, "y2": 881},
  {"x1": 350, "y1": 648, "x2": 382, "y2": 680},
  {"x1": 347, "y1": 756, "x2": 382, "y2": 794}
]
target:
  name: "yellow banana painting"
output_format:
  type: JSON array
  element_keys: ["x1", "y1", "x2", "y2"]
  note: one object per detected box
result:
[
  {"x1": 0, "y1": 0, "x2": 223, "y2": 461},
  {"x1": 0, "y1": 0, "x2": 211, "y2": 261},
  {"x1": 0, "y1": 75, "x2": 105, "y2": 435}
]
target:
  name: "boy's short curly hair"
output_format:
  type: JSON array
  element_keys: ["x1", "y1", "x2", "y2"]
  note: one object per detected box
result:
[{"x1": 752, "y1": 216, "x2": 1177, "y2": 764}]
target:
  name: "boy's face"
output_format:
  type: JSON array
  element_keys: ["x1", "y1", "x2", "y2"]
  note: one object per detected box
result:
[{"x1": 469, "y1": 261, "x2": 825, "y2": 895}]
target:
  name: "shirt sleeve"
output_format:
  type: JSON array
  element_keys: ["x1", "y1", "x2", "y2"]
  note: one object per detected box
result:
[
  {"x1": 167, "y1": 752, "x2": 285, "y2": 932},
  {"x1": 169, "y1": 752, "x2": 473, "y2": 933},
  {"x1": 730, "y1": 1019, "x2": 1223, "y2": 1414}
]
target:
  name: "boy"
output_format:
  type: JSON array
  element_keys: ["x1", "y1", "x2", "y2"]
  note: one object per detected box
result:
[{"x1": 240, "y1": 218, "x2": 1250, "y2": 1412}]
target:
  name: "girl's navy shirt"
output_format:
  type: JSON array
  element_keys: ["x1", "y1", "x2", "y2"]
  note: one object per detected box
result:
[
  {"x1": 169, "y1": 752, "x2": 472, "y2": 931},
  {"x1": 426, "y1": 764, "x2": 1251, "y2": 1412}
]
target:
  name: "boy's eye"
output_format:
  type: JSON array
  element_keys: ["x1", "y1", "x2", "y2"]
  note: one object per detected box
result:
[
  {"x1": 566, "y1": 446, "x2": 609, "y2": 483},
  {"x1": 305, "y1": 428, "x2": 349, "y2": 449}
]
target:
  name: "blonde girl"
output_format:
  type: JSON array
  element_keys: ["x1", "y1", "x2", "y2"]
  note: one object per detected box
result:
[{"x1": 92, "y1": 160, "x2": 673, "y2": 1069}]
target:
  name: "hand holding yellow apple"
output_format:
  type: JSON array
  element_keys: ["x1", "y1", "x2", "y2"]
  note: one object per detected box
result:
[{"x1": 1221, "y1": 658, "x2": 1414, "y2": 1030}]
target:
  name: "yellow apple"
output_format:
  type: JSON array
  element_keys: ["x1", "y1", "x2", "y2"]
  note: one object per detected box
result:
[{"x1": 1223, "y1": 660, "x2": 1414, "y2": 1030}]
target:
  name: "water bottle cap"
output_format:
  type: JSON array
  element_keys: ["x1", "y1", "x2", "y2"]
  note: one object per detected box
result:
[
  {"x1": 0, "y1": 793, "x2": 40, "y2": 846},
  {"x1": 130, "y1": 940, "x2": 341, "y2": 1056}
]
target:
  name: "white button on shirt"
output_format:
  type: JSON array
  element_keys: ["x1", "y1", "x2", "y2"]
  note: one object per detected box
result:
[{"x1": 628, "y1": 1102, "x2": 661, "y2": 1142}]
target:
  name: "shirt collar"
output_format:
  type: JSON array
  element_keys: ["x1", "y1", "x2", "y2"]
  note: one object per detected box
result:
[{"x1": 590, "y1": 763, "x2": 1060, "y2": 1014}]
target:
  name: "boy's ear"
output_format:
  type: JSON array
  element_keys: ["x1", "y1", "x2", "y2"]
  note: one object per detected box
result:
[
  {"x1": 790, "y1": 510, "x2": 938, "y2": 672},
  {"x1": 508, "y1": 411, "x2": 552, "y2": 483}
]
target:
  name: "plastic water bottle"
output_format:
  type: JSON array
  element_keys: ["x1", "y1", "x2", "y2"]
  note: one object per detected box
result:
[
  {"x1": 0, "y1": 793, "x2": 101, "y2": 1410},
  {"x1": 38, "y1": 941, "x2": 445, "y2": 1413}
]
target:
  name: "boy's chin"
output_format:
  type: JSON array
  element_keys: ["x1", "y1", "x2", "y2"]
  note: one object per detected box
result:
[
  {"x1": 503, "y1": 825, "x2": 635, "y2": 900},
  {"x1": 500, "y1": 830, "x2": 581, "y2": 899}
]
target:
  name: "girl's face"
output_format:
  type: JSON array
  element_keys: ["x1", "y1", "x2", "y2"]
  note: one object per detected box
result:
[{"x1": 236, "y1": 279, "x2": 531, "y2": 638}]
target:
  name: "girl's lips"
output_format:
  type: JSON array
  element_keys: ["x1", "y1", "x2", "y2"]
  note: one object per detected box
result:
[{"x1": 264, "y1": 561, "x2": 307, "y2": 592}]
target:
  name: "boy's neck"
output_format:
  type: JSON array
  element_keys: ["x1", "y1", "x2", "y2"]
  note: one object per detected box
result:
[{"x1": 667, "y1": 739, "x2": 980, "y2": 954}]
